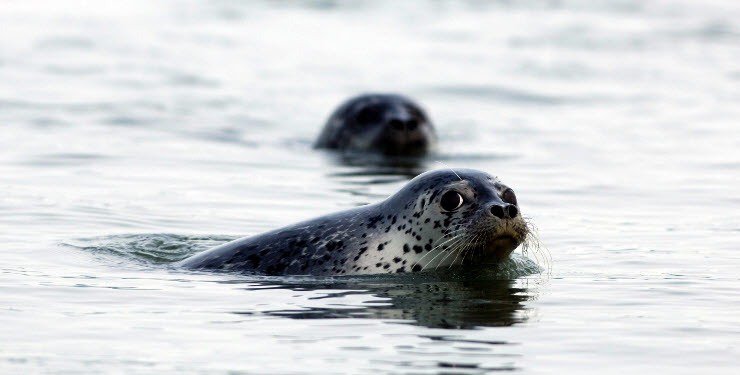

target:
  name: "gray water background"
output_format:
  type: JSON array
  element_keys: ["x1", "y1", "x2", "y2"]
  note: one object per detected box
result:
[{"x1": 1, "y1": 0, "x2": 739, "y2": 373}]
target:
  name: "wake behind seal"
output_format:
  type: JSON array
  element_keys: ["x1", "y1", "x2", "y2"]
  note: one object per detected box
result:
[
  {"x1": 179, "y1": 169, "x2": 531, "y2": 276},
  {"x1": 314, "y1": 93, "x2": 437, "y2": 156}
]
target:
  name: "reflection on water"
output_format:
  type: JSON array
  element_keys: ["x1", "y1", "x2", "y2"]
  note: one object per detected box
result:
[
  {"x1": 259, "y1": 278, "x2": 532, "y2": 329},
  {"x1": 66, "y1": 233, "x2": 541, "y2": 330},
  {"x1": 324, "y1": 150, "x2": 426, "y2": 178}
]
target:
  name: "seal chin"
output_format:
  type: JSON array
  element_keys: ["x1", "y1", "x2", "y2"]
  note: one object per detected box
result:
[
  {"x1": 490, "y1": 235, "x2": 519, "y2": 253},
  {"x1": 379, "y1": 139, "x2": 429, "y2": 156},
  {"x1": 373, "y1": 131, "x2": 431, "y2": 156},
  {"x1": 476, "y1": 235, "x2": 521, "y2": 264}
]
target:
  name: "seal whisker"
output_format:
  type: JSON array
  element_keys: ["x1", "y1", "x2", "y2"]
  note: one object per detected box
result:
[
  {"x1": 447, "y1": 242, "x2": 467, "y2": 269},
  {"x1": 458, "y1": 232, "x2": 481, "y2": 268},
  {"x1": 416, "y1": 237, "x2": 461, "y2": 270},
  {"x1": 412, "y1": 238, "x2": 454, "y2": 271},
  {"x1": 447, "y1": 233, "x2": 478, "y2": 269},
  {"x1": 430, "y1": 228, "x2": 466, "y2": 247},
  {"x1": 450, "y1": 231, "x2": 484, "y2": 269},
  {"x1": 518, "y1": 218, "x2": 540, "y2": 266},
  {"x1": 523, "y1": 219, "x2": 550, "y2": 274},
  {"x1": 429, "y1": 234, "x2": 469, "y2": 270},
  {"x1": 522, "y1": 239, "x2": 539, "y2": 267},
  {"x1": 436, "y1": 239, "x2": 465, "y2": 270},
  {"x1": 434, "y1": 242, "x2": 461, "y2": 271},
  {"x1": 418, "y1": 232, "x2": 465, "y2": 264},
  {"x1": 465, "y1": 232, "x2": 486, "y2": 266},
  {"x1": 435, "y1": 161, "x2": 463, "y2": 181},
  {"x1": 422, "y1": 235, "x2": 467, "y2": 271}
]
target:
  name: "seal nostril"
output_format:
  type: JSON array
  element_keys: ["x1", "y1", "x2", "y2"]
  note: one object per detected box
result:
[
  {"x1": 406, "y1": 119, "x2": 418, "y2": 131},
  {"x1": 490, "y1": 205, "x2": 505, "y2": 219},
  {"x1": 388, "y1": 119, "x2": 404, "y2": 131},
  {"x1": 507, "y1": 205, "x2": 518, "y2": 218}
]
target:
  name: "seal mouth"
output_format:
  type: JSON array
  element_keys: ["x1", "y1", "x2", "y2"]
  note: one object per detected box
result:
[
  {"x1": 490, "y1": 234, "x2": 516, "y2": 245},
  {"x1": 476, "y1": 234, "x2": 520, "y2": 263}
]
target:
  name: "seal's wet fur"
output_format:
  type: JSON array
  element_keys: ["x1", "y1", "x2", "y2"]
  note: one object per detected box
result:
[{"x1": 179, "y1": 169, "x2": 527, "y2": 276}]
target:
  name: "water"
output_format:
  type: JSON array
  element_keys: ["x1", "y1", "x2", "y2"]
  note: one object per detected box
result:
[{"x1": 1, "y1": 0, "x2": 739, "y2": 373}]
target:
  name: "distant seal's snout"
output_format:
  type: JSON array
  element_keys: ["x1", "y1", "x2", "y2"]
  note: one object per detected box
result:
[
  {"x1": 489, "y1": 203, "x2": 518, "y2": 219},
  {"x1": 388, "y1": 116, "x2": 419, "y2": 132}
]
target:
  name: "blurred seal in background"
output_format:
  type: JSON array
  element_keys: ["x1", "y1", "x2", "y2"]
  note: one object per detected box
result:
[{"x1": 315, "y1": 93, "x2": 437, "y2": 156}]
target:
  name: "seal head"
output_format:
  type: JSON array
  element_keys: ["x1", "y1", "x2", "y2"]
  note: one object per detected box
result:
[
  {"x1": 314, "y1": 94, "x2": 437, "y2": 156},
  {"x1": 386, "y1": 168, "x2": 528, "y2": 268},
  {"x1": 179, "y1": 169, "x2": 528, "y2": 276}
]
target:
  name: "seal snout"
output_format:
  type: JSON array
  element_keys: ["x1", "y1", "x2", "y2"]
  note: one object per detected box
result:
[
  {"x1": 489, "y1": 203, "x2": 518, "y2": 219},
  {"x1": 387, "y1": 116, "x2": 419, "y2": 132}
]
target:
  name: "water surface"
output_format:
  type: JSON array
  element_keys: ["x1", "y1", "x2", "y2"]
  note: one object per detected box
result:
[{"x1": 1, "y1": 0, "x2": 739, "y2": 373}]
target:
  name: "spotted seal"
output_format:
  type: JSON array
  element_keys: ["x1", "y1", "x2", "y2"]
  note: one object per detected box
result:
[
  {"x1": 178, "y1": 169, "x2": 528, "y2": 276},
  {"x1": 314, "y1": 93, "x2": 437, "y2": 156}
]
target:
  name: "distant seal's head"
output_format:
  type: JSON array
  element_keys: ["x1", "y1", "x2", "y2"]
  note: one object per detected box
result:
[
  {"x1": 314, "y1": 94, "x2": 437, "y2": 156},
  {"x1": 388, "y1": 169, "x2": 529, "y2": 270}
]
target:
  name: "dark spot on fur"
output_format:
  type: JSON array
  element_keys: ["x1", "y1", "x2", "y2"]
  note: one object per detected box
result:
[
  {"x1": 428, "y1": 190, "x2": 439, "y2": 204},
  {"x1": 325, "y1": 240, "x2": 344, "y2": 252},
  {"x1": 366, "y1": 214, "x2": 383, "y2": 229}
]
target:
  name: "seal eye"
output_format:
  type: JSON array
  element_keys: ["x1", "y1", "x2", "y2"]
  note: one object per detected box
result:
[
  {"x1": 502, "y1": 188, "x2": 518, "y2": 206},
  {"x1": 440, "y1": 191, "x2": 464, "y2": 211}
]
